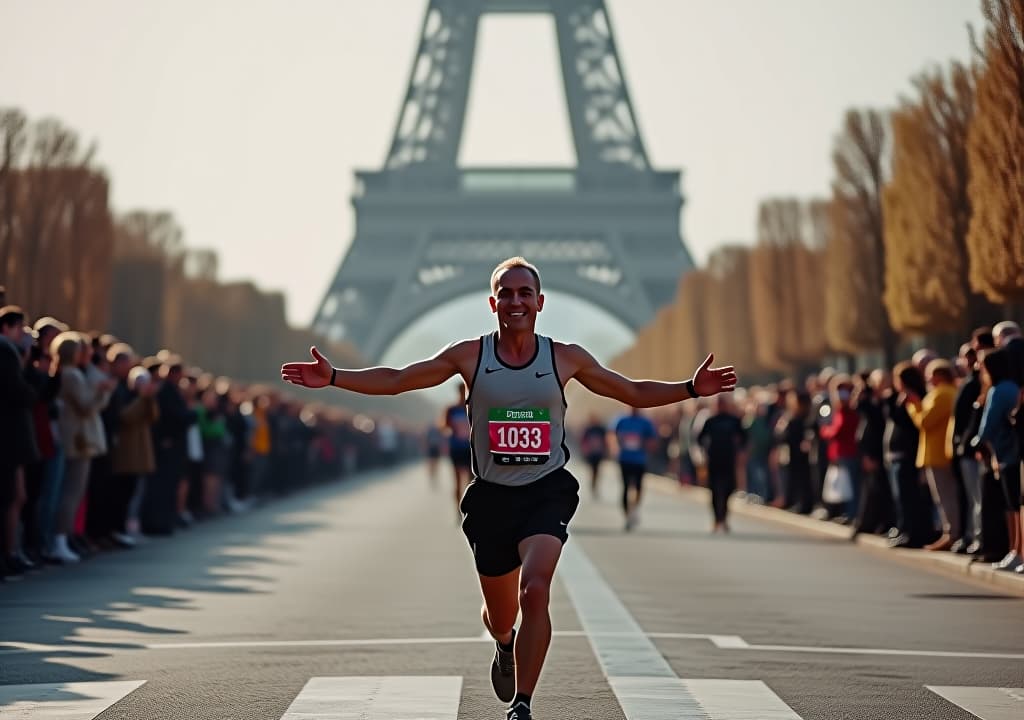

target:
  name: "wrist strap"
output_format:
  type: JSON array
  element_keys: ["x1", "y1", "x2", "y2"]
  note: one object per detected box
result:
[
  {"x1": 685, "y1": 378, "x2": 699, "y2": 398},
  {"x1": 329, "y1": 367, "x2": 337, "y2": 388}
]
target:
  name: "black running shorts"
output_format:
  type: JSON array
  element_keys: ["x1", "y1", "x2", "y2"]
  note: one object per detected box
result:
[
  {"x1": 450, "y1": 445, "x2": 472, "y2": 469},
  {"x1": 459, "y1": 467, "x2": 580, "y2": 577}
]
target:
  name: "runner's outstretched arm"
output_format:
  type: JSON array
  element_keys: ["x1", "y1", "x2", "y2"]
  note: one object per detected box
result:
[
  {"x1": 280, "y1": 344, "x2": 465, "y2": 395},
  {"x1": 561, "y1": 344, "x2": 737, "y2": 408}
]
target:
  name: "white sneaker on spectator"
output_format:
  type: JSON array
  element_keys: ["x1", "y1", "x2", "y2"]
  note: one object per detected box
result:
[
  {"x1": 50, "y1": 535, "x2": 80, "y2": 564},
  {"x1": 111, "y1": 532, "x2": 137, "y2": 548},
  {"x1": 992, "y1": 551, "x2": 1022, "y2": 571}
]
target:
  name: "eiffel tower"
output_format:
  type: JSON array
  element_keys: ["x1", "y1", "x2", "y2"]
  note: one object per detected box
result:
[{"x1": 314, "y1": 0, "x2": 694, "y2": 362}]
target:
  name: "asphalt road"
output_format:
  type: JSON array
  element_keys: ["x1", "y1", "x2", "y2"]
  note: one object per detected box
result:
[{"x1": 1, "y1": 461, "x2": 1021, "y2": 719}]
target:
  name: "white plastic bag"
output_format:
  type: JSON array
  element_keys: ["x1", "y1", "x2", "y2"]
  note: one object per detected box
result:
[{"x1": 822, "y1": 463, "x2": 853, "y2": 504}]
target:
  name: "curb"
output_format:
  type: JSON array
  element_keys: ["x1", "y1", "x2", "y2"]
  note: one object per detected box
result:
[{"x1": 647, "y1": 474, "x2": 1024, "y2": 598}]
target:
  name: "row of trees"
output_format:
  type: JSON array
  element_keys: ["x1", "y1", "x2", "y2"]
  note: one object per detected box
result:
[
  {"x1": 610, "y1": 0, "x2": 1022, "y2": 385},
  {"x1": 0, "y1": 109, "x2": 377, "y2": 397}
]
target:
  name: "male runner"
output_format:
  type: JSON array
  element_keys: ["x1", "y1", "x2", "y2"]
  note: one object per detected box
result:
[
  {"x1": 579, "y1": 413, "x2": 609, "y2": 499},
  {"x1": 613, "y1": 406, "x2": 657, "y2": 531},
  {"x1": 281, "y1": 257, "x2": 737, "y2": 720},
  {"x1": 444, "y1": 383, "x2": 473, "y2": 522}
]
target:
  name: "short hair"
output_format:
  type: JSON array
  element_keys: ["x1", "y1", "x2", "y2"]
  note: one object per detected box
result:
[
  {"x1": 128, "y1": 366, "x2": 152, "y2": 391},
  {"x1": 0, "y1": 305, "x2": 25, "y2": 329},
  {"x1": 982, "y1": 347, "x2": 1013, "y2": 385},
  {"x1": 490, "y1": 257, "x2": 541, "y2": 295},
  {"x1": 33, "y1": 316, "x2": 69, "y2": 335},
  {"x1": 925, "y1": 358, "x2": 955, "y2": 383},
  {"x1": 106, "y1": 342, "x2": 135, "y2": 365},
  {"x1": 971, "y1": 326, "x2": 995, "y2": 349},
  {"x1": 993, "y1": 320, "x2": 1021, "y2": 343},
  {"x1": 51, "y1": 331, "x2": 84, "y2": 367}
]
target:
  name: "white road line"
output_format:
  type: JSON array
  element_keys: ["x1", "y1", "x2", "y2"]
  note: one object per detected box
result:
[
  {"x1": 2, "y1": 632, "x2": 1021, "y2": 661},
  {"x1": 0, "y1": 680, "x2": 145, "y2": 719},
  {"x1": 558, "y1": 541, "x2": 807, "y2": 719},
  {"x1": 927, "y1": 686, "x2": 1024, "y2": 720},
  {"x1": 724, "y1": 643, "x2": 1024, "y2": 661},
  {"x1": 279, "y1": 677, "x2": 461, "y2": 720},
  {"x1": 682, "y1": 680, "x2": 805, "y2": 719},
  {"x1": 557, "y1": 540, "x2": 675, "y2": 679}
]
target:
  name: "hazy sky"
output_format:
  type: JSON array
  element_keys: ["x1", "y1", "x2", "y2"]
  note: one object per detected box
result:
[{"x1": 2, "y1": 0, "x2": 983, "y2": 356}]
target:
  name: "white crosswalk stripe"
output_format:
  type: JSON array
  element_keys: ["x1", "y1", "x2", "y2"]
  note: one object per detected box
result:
[
  {"x1": 611, "y1": 678, "x2": 807, "y2": 720},
  {"x1": 1, "y1": 677, "x2": 1017, "y2": 718},
  {"x1": 559, "y1": 541, "x2": 805, "y2": 719},
  {"x1": 278, "y1": 676, "x2": 463, "y2": 719},
  {"x1": 0, "y1": 680, "x2": 145, "y2": 719},
  {"x1": 926, "y1": 686, "x2": 1024, "y2": 720}
]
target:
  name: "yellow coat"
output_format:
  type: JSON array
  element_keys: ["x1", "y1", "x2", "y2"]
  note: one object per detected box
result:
[{"x1": 907, "y1": 383, "x2": 956, "y2": 469}]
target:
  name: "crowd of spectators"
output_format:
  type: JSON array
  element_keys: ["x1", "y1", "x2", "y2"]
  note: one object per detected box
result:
[
  {"x1": 576, "y1": 320, "x2": 1024, "y2": 573},
  {"x1": 0, "y1": 290, "x2": 421, "y2": 583}
]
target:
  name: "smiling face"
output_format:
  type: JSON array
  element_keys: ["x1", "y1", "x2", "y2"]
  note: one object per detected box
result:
[{"x1": 489, "y1": 266, "x2": 544, "y2": 331}]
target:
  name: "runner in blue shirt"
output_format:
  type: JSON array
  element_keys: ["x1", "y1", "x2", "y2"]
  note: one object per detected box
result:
[{"x1": 613, "y1": 407, "x2": 657, "y2": 531}]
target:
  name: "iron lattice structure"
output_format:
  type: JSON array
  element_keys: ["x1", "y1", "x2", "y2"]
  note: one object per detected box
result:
[{"x1": 314, "y1": 0, "x2": 694, "y2": 362}]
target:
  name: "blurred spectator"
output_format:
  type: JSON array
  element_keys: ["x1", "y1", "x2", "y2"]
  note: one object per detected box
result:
[
  {"x1": 108, "y1": 364, "x2": 159, "y2": 546},
  {"x1": 50, "y1": 332, "x2": 113, "y2": 563},
  {"x1": 886, "y1": 362, "x2": 933, "y2": 549},
  {"x1": 907, "y1": 360, "x2": 959, "y2": 551},
  {"x1": 1, "y1": 306, "x2": 40, "y2": 579},
  {"x1": 851, "y1": 370, "x2": 893, "y2": 538},
  {"x1": 742, "y1": 396, "x2": 774, "y2": 504},
  {"x1": 145, "y1": 359, "x2": 194, "y2": 535},
  {"x1": 774, "y1": 390, "x2": 814, "y2": 514},
  {"x1": 819, "y1": 374, "x2": 860, "y2": 521},
  {"x1": 951, "y1": 330, "x2": 995, "y2": 557},
  {"x1": 973, "y1": 348, "x2": 1022, "y2": 572}
]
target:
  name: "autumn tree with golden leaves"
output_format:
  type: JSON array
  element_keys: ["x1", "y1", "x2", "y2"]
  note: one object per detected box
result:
[
  {"x1": 825, "y1": 109, "x2": 898, "y2": 367},
  {"x1": 883, "y1": 63, "x2": 999, "y2": 335},
  {"x1": 704, "y1": 245, "x2": 759, "y2": 376},
  {"x1": 966, "y1": 0, "x2": 1024, "y2": 302}
]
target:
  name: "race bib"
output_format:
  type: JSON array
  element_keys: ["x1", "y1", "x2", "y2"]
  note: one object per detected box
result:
[
  {"x1": 621, "y1": 431, "x2": 643, "y2": 452},
  {"x1": 489, "y1": 408, "x2": 551, "y2": 465}
]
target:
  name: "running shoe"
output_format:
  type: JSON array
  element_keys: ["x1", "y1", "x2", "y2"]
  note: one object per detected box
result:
[
  {"x1": 506, "y1": 701, "x2": 532, "y2": 720},
  {"x1": 491, "y1": 628, "x2": 516, "y2": 702}
]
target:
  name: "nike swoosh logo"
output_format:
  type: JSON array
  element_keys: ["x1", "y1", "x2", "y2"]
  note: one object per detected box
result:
[
  {"x1": 484, "y1": 367, "x2": 502, "y2": 374},
  {"x1": 559, "y1": 521, "x2": 568, "y2": 526},
  {"x1": 536, "y1": 372, "x2": 552, "y2": 378}
]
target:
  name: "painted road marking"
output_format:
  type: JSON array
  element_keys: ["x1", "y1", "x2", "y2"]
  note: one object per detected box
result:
[
  {"x1": 559, "y1": 541, "x2": 805, "y2": 719},
  {"x1": 0, "y1": 680, "x2": 145, "y2": 719},
  {"x1": 3, "y1": 633, "x2": 1021, "y2": 662},
  {"x1": 610, "y1": 678, "x2": 805, "y2": 720},
  {"x1": 279, "y1": 676, "x2": 461, "y2": 720},
  {"x1": 927, "y1": 686, "x2": 1024, "y2": 720}
]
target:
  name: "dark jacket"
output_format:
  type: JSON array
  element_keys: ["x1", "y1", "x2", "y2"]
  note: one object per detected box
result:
[
  {"x1": 0, "y1": 335, "x2": 39, "y2": 466},
  {"x1": 951, "y1": 372, "x2": 982, "y2": 460},
  {"x1": 883, "y1": 391, "x2": 919, "y2": 464},
  {"x1": 153, "y1": 381, "x2": 195, "y2": 453},
  {"x1": 856, "y1": 394, "x2": 886, "y2": 463}
]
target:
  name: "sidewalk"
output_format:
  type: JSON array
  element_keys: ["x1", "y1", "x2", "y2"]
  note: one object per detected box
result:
[{"x1": 648, "y1": 474, "x2": 1024, "y2": 598}]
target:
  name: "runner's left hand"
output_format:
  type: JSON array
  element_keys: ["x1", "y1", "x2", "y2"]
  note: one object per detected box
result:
[{"x1": 692, "y1": 353, "x2": 737, "y2": 397}]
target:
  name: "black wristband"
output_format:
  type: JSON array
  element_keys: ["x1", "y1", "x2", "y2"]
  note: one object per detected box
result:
[
  {"x1": 685, "y1": 378, "x2": 699, "y2": 398},
  {"x1": 329, "y1": 367, "x2": 337, "y2": 388}
]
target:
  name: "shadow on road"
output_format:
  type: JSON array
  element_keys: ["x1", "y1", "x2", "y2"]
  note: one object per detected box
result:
[{"x1": 0, "y1": 477, "x2": 357, "y2": 700}]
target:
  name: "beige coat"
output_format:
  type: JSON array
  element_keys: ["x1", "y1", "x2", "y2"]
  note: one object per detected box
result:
[
  {"x1": 57, "y1": 367, "x2": 110, "y2": 459},
  {"x1": 111, "y1": 394, "x2": 159, "y2": 475}
]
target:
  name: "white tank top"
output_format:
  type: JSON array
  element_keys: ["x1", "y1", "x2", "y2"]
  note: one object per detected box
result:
[{"x1": 467, "y1": 333, "x2": 568, "y2": 486}]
